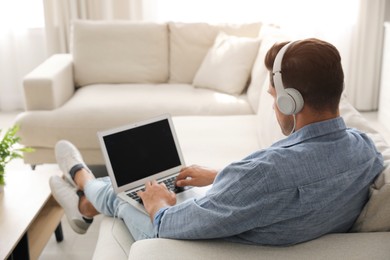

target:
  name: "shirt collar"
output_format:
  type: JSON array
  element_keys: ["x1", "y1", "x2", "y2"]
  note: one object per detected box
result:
[{"x1": 272, "y1": 117, "x2": 347, "y2": 148}]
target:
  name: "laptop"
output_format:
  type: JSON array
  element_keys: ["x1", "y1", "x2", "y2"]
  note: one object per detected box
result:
[{"x1": 97, "y1": 114, "x2": 205, "y2": 214}]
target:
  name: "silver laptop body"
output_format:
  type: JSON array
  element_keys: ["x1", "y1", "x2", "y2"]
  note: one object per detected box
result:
[{"x1": 98, "y1": 114, "x2": 204, "y2": 214}]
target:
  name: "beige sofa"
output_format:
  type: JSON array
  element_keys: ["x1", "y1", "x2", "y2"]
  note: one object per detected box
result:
[
  {"x1": 16, "y1": 20, "x2": 277, "y2": 166},
  {"x1": 17, "y1": 21, "x2": 390, "y2": 258}
]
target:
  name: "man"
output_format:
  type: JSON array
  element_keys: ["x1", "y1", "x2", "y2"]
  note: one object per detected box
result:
[{"x1": 50, "y1": 38, "x2": 384, "y2": 245}]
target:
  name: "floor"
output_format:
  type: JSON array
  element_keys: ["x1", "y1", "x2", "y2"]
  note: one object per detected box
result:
[
  {"x1": 1, "y1": 110, "x2": 390, "y2": 259},
  {"x1": 38, "y1": 215, "x2": 104, "y2": 260}
]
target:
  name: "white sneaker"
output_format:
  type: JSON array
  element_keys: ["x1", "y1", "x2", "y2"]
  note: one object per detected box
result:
[
  {"x1": 55, "y1": 140, "x2": 89, "y2": 187},
  {"x1": 49, "y1": 175, "x2": 92, "y2": 234}
]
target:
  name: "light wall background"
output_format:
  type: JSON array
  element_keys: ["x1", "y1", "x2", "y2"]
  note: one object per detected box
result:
[{"x1": 0, "y1": 0, "x2": 387, "y2": 112}]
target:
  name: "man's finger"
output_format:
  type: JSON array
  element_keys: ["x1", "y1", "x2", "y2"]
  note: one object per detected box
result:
[{"x1": 176, "y1": 179, "x2": 190, "y2": 187}]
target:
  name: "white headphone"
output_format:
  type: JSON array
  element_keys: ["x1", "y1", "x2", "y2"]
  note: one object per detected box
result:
[{"x1": 272, "y1": 42, "x2": 304, "y2": 115}]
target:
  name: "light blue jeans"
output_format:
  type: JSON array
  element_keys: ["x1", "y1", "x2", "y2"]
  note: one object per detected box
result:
[{"x1": 83, "y1": 177, "x2": 155, "y2": 240}]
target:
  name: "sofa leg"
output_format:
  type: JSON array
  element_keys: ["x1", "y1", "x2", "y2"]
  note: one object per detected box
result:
[{"x1": 30, "y1": 164, "x2": 36, "y2": 170}]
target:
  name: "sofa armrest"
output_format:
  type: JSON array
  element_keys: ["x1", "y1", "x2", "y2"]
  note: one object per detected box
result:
[
  {"x1": 23, "y1": 54, "x2": 75, "y2": 110},
  {"x1": 129, "y1": 233, "x2": 390, "y2": 260}
]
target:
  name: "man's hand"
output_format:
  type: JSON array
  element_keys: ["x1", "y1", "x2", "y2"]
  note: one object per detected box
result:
[
  {"x1": 176, "y1": 165, "x2": 218, "y2": 187},
  {"x1": 138, "y1": 180, "x2": 176, "y2": 221}
]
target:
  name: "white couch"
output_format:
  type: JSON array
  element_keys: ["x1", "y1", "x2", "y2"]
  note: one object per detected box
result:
[
  {"x1": 16, "y1": 21, "x2": 390, "y2": 258},
  {"x1": 16, "y1": 20, "x2": 274, "y2": 166}
]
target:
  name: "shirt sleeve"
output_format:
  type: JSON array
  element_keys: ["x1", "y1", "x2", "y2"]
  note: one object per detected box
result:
[{"x1": 153, "y1": 207, "x2": 169, "y2": 237}]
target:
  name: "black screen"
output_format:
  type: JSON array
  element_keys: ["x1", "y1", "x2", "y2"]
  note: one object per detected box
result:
[{"x1": 103, "y1": 119, "x2": 181, "y2": 187}]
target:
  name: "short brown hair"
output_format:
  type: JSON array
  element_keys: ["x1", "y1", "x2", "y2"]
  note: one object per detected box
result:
[{"x1": 264, "y1": 38, "x2": 344, "y2": 113}]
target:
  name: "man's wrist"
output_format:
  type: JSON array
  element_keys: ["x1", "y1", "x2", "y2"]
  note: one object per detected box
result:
[{"x1": 147, "y1": 201, "x2": 171, "y2": 221}]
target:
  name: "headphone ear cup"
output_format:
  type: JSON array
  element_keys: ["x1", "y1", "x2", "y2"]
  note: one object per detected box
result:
[
  {"x1": 276, "y1": 92, "x2": 295, "y2": 115},
  {"x1": 277, "y1": 88, "x2": 304, "y2": 115},
  {"x1": 285, "y1": 88, "x2": 304, "y2": 114}
]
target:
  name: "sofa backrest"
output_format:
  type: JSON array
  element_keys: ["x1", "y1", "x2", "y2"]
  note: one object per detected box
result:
[
  {"x1": 71, "y1": 20, "x2": 169, "y2": 87},
  {"x1": 71, "y1": 21, "x2": 263, "y2": 91}
]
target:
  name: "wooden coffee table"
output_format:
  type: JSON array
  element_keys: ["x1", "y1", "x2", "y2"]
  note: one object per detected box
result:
[{"x1": 0, "y1": 165, "x2": 64, "y2": 260}]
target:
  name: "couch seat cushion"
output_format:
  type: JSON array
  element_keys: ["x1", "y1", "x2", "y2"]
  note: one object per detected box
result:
[{"x1": 16, "y1": 84, "x2": 253, "y2": 150}]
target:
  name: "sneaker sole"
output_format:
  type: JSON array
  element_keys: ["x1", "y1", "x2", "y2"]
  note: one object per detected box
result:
[{"x1": 50, "y1": 177, "x2": 89, "y2": 234}]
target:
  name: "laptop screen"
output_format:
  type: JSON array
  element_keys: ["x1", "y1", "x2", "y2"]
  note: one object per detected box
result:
[{"x1": 102, "y1": 118, "x2": 181, "y2": 187}]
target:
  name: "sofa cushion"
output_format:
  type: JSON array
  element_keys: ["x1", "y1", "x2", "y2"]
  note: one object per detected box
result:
[
  {"x1": 193, "y1": 32, "x2": 259, "y2": 95},
  {"x1": 352, "y1": 164, "x2": 390, "y2": 232},
  {"x1": 16, "y1": 84, "x2": 253, "y2": 150},
  {"x1": 169, "y1": 22, "x2": 261, "y2": 83},
  {"x1": 72, "y1": 21, "x2": 169, "y2": 86}
]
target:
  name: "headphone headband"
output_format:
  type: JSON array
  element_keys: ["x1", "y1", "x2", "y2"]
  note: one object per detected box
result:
[{"x1": 273, "y1": 42, "x2": 292, "y2": 74}]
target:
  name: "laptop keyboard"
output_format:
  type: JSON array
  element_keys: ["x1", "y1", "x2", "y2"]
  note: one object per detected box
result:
[{"x1": 126, "y1": 176, "x2": 186, "y2": 204}]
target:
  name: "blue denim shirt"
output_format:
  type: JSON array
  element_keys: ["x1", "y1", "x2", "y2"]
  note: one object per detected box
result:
[{"x1": 155, "y1": 117, "x2": 384, "y2": 245}]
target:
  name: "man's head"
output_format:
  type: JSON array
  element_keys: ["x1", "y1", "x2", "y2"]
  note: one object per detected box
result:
[{"x1": 264, "y1": 38, "x2": 344, "y2": 135}]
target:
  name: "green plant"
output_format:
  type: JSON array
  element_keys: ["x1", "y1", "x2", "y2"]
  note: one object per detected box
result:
[{"x1": 0, "y1": 125, "x2": 33, "y2": 185}]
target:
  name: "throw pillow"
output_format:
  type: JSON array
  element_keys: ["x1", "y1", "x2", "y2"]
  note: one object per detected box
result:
[
  {"x1": 193, "y1": 32, "x2": 260, "y2": 95},
  {"x1": 351, "y1": 163, "x2": 390, "y2": 232},
  {"x1": 168, "y1": 22, "x2": 262, "y2": 84}
]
